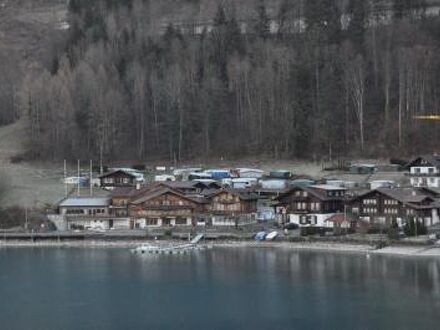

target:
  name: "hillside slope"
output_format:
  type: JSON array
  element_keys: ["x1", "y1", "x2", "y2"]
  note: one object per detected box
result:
[{"x1": 0, "y1": 118, "x2": 64, "y2": 207}]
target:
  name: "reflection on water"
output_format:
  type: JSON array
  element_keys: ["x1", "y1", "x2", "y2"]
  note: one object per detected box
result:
[{"x1": 0, "y1": 247, "x2": 439, "y2": 330}]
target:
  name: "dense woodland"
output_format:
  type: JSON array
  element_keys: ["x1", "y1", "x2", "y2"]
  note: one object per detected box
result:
[{"x1": 12, "y1": 0, "x2": 440, "y2": 162}]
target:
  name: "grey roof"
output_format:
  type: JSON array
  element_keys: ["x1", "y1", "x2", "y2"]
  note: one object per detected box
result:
[
  {"x1": 130, "y1": 187, "x2": 205, "y2": 205},
  {"x1": 98, "y1": 169, "x2": 138, "y2": 179},
  {"x1": 59, "y1": 197, "x2": 111, "y2": 207},
  {"x1": 406, "y1": 155, "x2": 440, "y2": 168},
  {"x1": 377, "y1": 188, "x2": 433, "y2": 203},
  {"x1": 353, "y1": 188, "x2": 437, "y2": 209},
  {"x1": 68, "y1": 187, "x2": 111, "y2": 198}
]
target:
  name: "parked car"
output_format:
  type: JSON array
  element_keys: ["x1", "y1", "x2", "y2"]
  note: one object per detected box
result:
[{"x1": 283, "y1": 223, "x2": 299, "y2": 230}]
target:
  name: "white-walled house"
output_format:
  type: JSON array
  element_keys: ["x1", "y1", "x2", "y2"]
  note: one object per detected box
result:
[
  {"x1": 58, "y1": 196, "x2": 130, "y2": 230},
  {"x1": 407, "y1": 155, "x2": 440, "y2": 188}
]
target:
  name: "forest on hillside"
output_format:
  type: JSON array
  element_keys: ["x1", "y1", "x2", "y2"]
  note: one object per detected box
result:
[{"x1": 12, "y1": 0, "x2": 440, "y2": 162}]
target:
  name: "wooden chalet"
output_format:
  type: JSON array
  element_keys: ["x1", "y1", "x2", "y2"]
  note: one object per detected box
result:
[
  {"x1": 99, "y1": 169, "x2": 139, "y2": 189},
  {"x1": 275, "y1": 185, "x2": 346, "y2": 228},
  {"x1": 347, "y1": 188, "x2": 440, "y2": 228},
  {"x1": 204, "y1": 189, "x2": 258, "y2": 226},
  {"x1": 128, "y1": 187, "x2": 207, "y2": 228}
]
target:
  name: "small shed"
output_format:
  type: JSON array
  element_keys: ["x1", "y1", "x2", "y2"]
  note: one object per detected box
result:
[
  {"x1": 269, "y1": 170, "x2": 291, "y2": 179},
  {"x1": 290, "y1": 179, "x2": 315, "y2": 187},
  {"x1": 236, "y1": 168, "x2": 265, "y2": 179},
  {"x1": 205, "y1": 169, "x2": 230, "y2": 179},
  {"x1": 260, "y1": 179, "x2": 288, "y2": 190},
  {"x1": 349, "y1": 164, "x2": 377, "y2": 174}
]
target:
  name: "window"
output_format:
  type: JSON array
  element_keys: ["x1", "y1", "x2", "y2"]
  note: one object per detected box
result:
[
  {"x1": 415, "y1": 168, "x2": 421, "y2": 173},
  {"x1": 300, "y1": 216, "x2": 308, "y2": 225},
  {"x1": 302, "y1": 191, "x2": 308, "y2": 197},
  {"x1": 428, "y1": 168, "x2": 434, "y2": 174},
  {"x1": 176, "y1": 217, "x2": 188, "y2": 225},
  {"x1": 364, "y1": 208, "x2": 377, "y2": 214},
  {"x1": 352, "y1": 207, "x2": 359, "y2": 214},
  {"x1": 146, "y1": 219, "x2": 158, "y2": 226},
  {"x1": 295, "y1": 191, "x2": 301, "y2": 197},
  {"x1": 66, "y1": 209, "x2": 85, "y2": 215}
]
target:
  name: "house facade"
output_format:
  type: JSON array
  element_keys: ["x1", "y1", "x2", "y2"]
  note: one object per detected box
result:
[
  {"x1": 58, "y1": 196, "x2": 130, "y2": 230},
  {"x1": 99, "y1": 170, "x2": 139, "y2": 189},
  {"x1": 347, "y1": 188, "x2": 440, "y2": 227},
  {"x1": 128, "y1": 188, "x2": 205, "y2": 228},
  {"x1": 275, "y1": 185, "x2": 346, "y2": 228},
  {"x1": 407, "y1": 155, "x2": 440, "y2": 188},
  {"x1": 205, "y1": 189, "x2": 257, "y2": 226}
]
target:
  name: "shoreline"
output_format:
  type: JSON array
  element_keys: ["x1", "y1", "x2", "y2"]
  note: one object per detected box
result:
[{"x1": 1, "y1": 239, "x2": 440, "y2": 257}]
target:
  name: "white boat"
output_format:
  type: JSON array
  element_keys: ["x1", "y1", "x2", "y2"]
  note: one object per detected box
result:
[{"x1": 265, "y1": 231, "x2": 279, "y2": 241}]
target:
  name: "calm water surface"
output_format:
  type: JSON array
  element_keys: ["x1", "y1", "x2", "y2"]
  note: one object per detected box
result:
[{"x1": 1, "y1": 247, "x2": 439, "y2": 330}]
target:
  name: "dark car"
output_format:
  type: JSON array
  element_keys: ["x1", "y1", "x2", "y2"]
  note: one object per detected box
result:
[{"x1": 283, "y1": 223, "x2": 299, "y2": 230}]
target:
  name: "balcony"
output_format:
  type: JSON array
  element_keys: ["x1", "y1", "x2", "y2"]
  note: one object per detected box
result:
[{"x1": 406, "y1": 172, "x2": 440, "y2": 177}]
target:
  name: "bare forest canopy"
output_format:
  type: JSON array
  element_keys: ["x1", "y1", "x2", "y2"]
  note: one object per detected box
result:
[{"x1": 10, "y1": 0, "x2": 440, "y2": 163}]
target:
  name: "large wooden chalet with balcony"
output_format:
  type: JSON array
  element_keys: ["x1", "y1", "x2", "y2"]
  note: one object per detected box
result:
[
  {"x1": 347, "y1": 188, "x2": 440, "y2": 228},
  {"x1": 275, "y1": 185, "x2": 346, "y2": 229},
  {"x1": 128, "y1": 187, "x2": 207, "y2": 228}
]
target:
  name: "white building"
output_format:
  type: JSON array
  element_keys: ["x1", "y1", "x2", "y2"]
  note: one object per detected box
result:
[
  {"x1": 58, "y1": 197, "x2": 129, "y2": 230},
  {"x1": 407, "y1": 155, "x2": 440, "y2": 188}
]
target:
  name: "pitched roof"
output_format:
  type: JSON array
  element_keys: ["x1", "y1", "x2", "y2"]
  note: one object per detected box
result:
[
  {"x1": 376, "y1": 188, "x2": 434, "y2": 203},
  {"x1": 130, "y1": 187, "x2": 205, "y2": 205},
  {"x1": 325, "y1": 213, "x2": 355, "y2": 224},
  {"x1": 276, "y1": 185, "x2": 345, "y2": 202},
  {"x1": 206, "y1": 188, "x2": 258, "y2": 201},
  {"x1": 98, "y1": 169, "x2": 138, "y2": 179},
  {"x1": 68, "y1": 187, "x2": 111, "y2": 198},
  {"x1": 406, "y1": 155, "x2": 440, "y2": 168},
  {"x1": 353, "y1": 188, "x2": 438, "y2": 209}
]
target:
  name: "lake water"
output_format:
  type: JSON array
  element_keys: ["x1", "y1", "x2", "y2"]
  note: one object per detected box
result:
[{"x1": 1, "y1": 247, "x2": 439, "y2": 330}]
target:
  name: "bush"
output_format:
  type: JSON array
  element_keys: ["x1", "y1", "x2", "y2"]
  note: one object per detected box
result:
[
  {"x1": 404, "y1": 218, "x2": 427, "y2": 237},
  {"x1": 387, "y1": 220, "x2": 399, "y2": 240},
  {"x1": 390, "y1": 158, "x2": 408, "y2": 167}
]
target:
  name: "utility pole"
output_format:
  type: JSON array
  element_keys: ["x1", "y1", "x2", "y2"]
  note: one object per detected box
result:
[
  {"x1": 100, "y1": 145, "x2": 104, "y2": 175},
  {"x1": 77, "y1": 159, "x2": 80, "y2": 197},
  {"x1": 64, "y1": 159, "x2": 67, "y2": 198},
  {"x1": 90, "y1": 159, "x2": 93, "y2": 197},
  {"x1": 25, "y1": 207, "x2": 28, "y2": 232}
]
